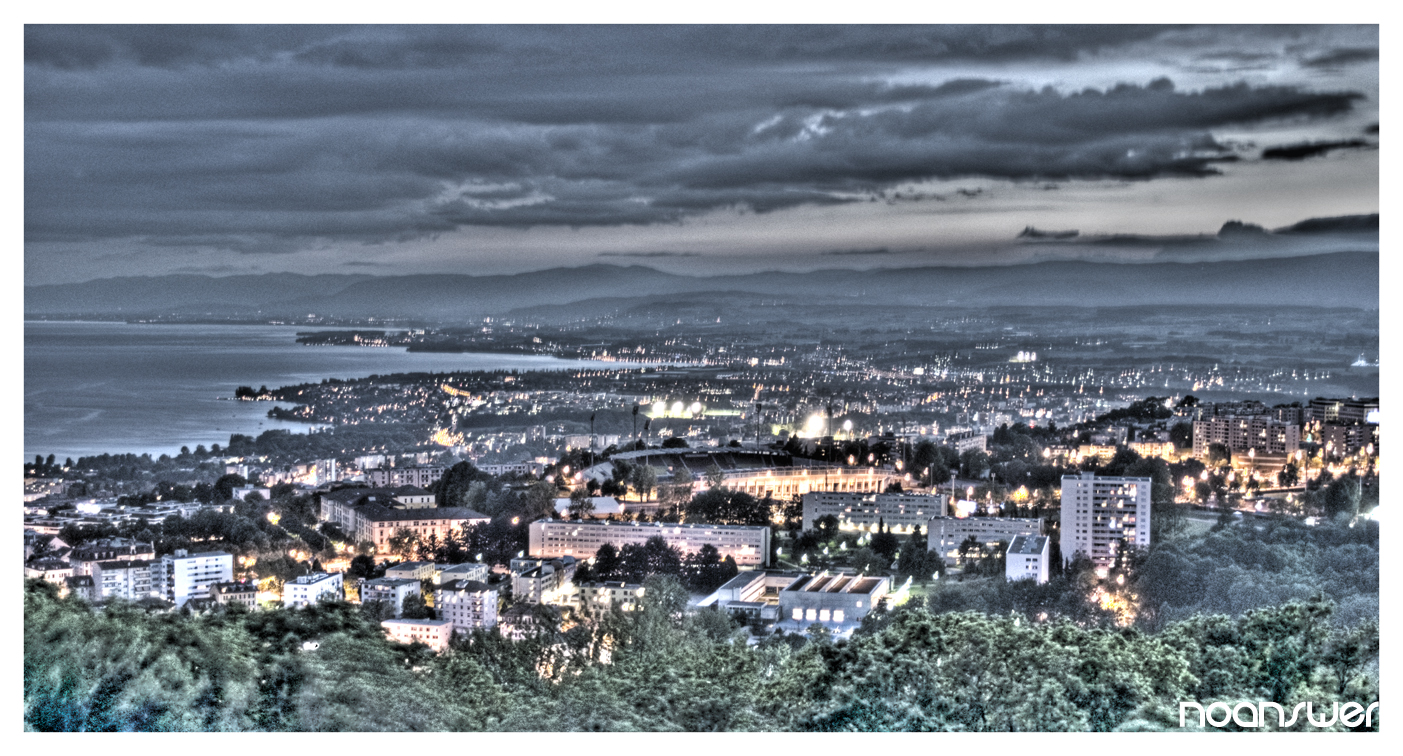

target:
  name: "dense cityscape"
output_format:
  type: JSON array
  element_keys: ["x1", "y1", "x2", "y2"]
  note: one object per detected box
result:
[{"x1": 24, "y1": 24, "x2": 1379, "y2": 734}]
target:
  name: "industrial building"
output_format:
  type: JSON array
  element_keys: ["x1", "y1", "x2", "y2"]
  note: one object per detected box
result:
[{"x1": 700, "y1": 570, "x2": 890, "y2": 626}]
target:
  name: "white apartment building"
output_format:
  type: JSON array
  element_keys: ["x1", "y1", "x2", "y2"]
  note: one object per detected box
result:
[
  {"x1": 383, "y1": 561, "x2": 437, "y2": 582},
  {"x1": 159, "y1": 550, "x2": 234, "y2": 607},
  {"x1": 510, "y1": 556, "x2": 577, "y2": 605},
  {"x1": 284, "y1": 572, "x2": 344, "y2": 608},
  {"x1": 436, "y1": 579, "x2": 499, "y2": 633},
  {"x1": 927, "y1": 517, "x2": 1043, "y2": 565},
  {"x1": 1060, "y1": 473, "x2": 1151, "y2": 567},
  {"x1": 574, "y1": 581, "x2": 646, "y2": 614},
  {"x1": 381, "y1": 618, "x2": 453, "y2": 653},
  {"x1": 436, "y1": 562, "x2": 491, "y2": 586},
  {"x1": 528, "y1": 519, "x2": 771, "y2": 568},
  {"x1": 801, "y1": 491, "x2": 947, "y2": 532},
  {"x1": 1005, "y1": 534, "x2": 1050, "y2": 584},
  {"x1": 93, "y1": 559, "x2": 157, "y2": 601},
  {"x1": 359, "y1": 577, "x2": 421, "y2": 617},
  {"x1": 365, "y1": 466, "x2": 447, "y2": 489}
]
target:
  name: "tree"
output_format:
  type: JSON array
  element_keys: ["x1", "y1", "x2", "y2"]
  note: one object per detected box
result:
[
  {"x1": 401, "y1": 593, "x2": 433, "y2": 620},
  {"x1": 1323, "y1": 476, "x2": 1362, "y2": 520},
  {"x1": 1169, "y1": 422, "x2": 1193, "y2": 450},
  {"x1": 629, "y1": 464, "x2": 657, "y2": 501},
  {"x1": 870, "y1": 522, "x2": 899, "y2": 563},
  {"x1": 567, "y1": 487, "x2": 595, "y2": 519},
  {"x1": 704, "y1": 464, "x2": 727, "y2": 490},
  {"x1": 661, "y1": 437, "x2": 688, "y2": 449},
  {"x1": 1206, "y1": 443, "x2": 1231, "y2": 467},
  {"x1": 212, "y1": 473, "x2": 247, "y2": 502},
  {"x1": 960, "y1": 448, "x2": 990, "y2": 479},
  {"x1": 593, "y1": 543, "x2": 621, "y2": 580}
]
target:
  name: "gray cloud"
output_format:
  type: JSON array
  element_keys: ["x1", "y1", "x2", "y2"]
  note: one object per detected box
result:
[
  {"x1": 1302, "y1": 47, "x2": 1378, "y2": 69},
  {"x1": 24, "y1": 25, "x2": 1376, "y2": 258},
  {"x1": 598, "y1": 251, "x2": 700, "y2": 258}
]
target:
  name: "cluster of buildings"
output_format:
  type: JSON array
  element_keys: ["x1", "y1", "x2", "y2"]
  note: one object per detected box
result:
[{"x1": 318, "y1": 487, "x2": 489, "y2": 550}]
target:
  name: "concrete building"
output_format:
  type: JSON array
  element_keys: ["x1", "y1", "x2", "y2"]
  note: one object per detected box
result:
[
  {"x1": 284, "y1": 573, "x2": 344, "y2": 608},
  {"x1": 93, "y1": 559, "x2": 156, "y2": 601},
  {"x1": 1193, "y1": 416, "x2": 1300, "y2": 457},
  {"x1": 553, "y1": 496, "x2": 625, "y2": 518},
  {"x1": 574, "y1": 581, "x2": 646, "y2": 614},
  {"x1": 359, "y1": 577, "x2": 421, "y2": 617},
  {"x1": 384, "y1": 561, "x2": 437, "y2": 582},
  {"x1": 1060, "y1": 473, "x2": 1151, "y2": 567},
  {"x1": 381, "y1": 618, "x2": 453, "y2": 652},
  {"x1": 581, "y1": 448, "x2": 897, "y2": 498},
  {"x1": 319, "y1": 489, "x2": 489, "y2": 551},
  {"x1": 366, "y1": 466, "x2": 447, "y2": 489},
  {"x1": 801, "y1": 491, "x2": 947, "y2": 532},
  {"x1": 209, "y1": 581, "x2": 259, "y2": 608},
  {"x1": 702, "y1": 570, "x2": 891, "y2": 626},
  {"x1": 69, "y1": 538, "x2": 155, "y2": 575},
  {"x1": 529, "y1": 519, "x2": 771, "y2": 568},
  {"x1": 1308, "y1": 397, "x2": 1379, "y2": 425},
  {"x1": 159, "y1": 550, "x2": 234, "y2": 608},
  {"x1": 946, "y1": 429, "x2": 988, "y2": 454},
  {"x1": 480, "y1": 461, "x2": 545, "y2": 477},
  {"x1": 62, "y1": 574, "x2": 98, "y2": 601},
  {"x1": 510, "y1": 556, "x2": 577, "y2": 605},
  {"x1": 1005, "y1": 535, "x2": 1050, "y2": 584},
  {"x1": 928, "y1": 517, "x2": 1044, "y2": 565},
  {"x1": 436, "y1": 579, "x2": 498, "y2": 633},
  {"x1": 436, "y1": 562, "x2": 491, "y2": 586},
  {"x1": 1318, "y1": 421, "x2": 1378, "y2": 455},
  {"x1": 24, "y1": 558, "x2": 74, "y2": 585}
]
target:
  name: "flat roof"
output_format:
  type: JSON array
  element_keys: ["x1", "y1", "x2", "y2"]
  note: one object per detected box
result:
[
  {"x1": 1007, "y1": 535, "x2": 1049, "y2": 555},
  {"x1": 533, "y1": 519, "x2": 769, "y2": 532}
]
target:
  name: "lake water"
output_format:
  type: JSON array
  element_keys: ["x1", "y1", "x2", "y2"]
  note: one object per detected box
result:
[{"x1": 25, "y1": 321, "x2": 632, "y2": 461}]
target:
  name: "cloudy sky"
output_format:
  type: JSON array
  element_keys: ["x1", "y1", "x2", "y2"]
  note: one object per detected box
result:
[{"x1": 24, "y1": 24, "x2": 1378, "y2": 285}]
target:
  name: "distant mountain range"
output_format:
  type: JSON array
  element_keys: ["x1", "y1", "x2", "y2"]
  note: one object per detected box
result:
[{"x1": 25, "y1": 250, "x2": 1378, "y2": 323}]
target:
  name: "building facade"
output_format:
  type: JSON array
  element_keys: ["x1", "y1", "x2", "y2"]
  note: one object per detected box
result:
[
  {"x1": 159, "y1": 550, "x2": 234, "y2": 607},
  {"x1": 284, "y1": 572, "x2": 344, "y2": 608},
  {"x1": 210, "y1": 581, "x2": 259, "y2": 608},
  {"x1": 93, "y1": 559, "x2": 156, "y2": 601},
  {"x1": 381, "y1": 618, "x2": 453, "y2": 652},
  {"x1": 528, "y1": 519, "x2": 771, "y2": 568},
  {"x1": 436, "y1": 562, "x2": 491, "y2": 586},
  {"x1": 1060, "y1": 473, "x2": 1152, "y2": 567},
  {"x1": 927, "y1": 517, "x2": 1044, "y2": 565},
  {"x1": 510, "y1": 556, "x2": 577, "y2": 605},
  {"x1": 1193, "y1": 415, "x2": 1301, "y2": 457},
  {"x1": 801, "y1": 491, "x2": 947, "y2": 532},
  {"x1": 359, "y1": 577, "x2": 421, "y2": 617},
  {"x1": 436, "y1": 579, "x2": 499, "y2": 633},
  {"x1": 1004, "y1": 534, "x2": 1050, "y2": 584},
  {"x1": 574, "y1": 581, "x2": 646, "y2": 614},
  {"x1": 366, "y1": 466, "x2": 447, "y2": 489}
]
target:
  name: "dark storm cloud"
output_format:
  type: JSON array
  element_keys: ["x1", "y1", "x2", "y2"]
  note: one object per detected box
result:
[
  {"x1": 1261, "y1": 139, "x2": 1370, "y2": 160},
  {"x1": 25, "y1": 25, "x2": 1371, "y2": 253}
]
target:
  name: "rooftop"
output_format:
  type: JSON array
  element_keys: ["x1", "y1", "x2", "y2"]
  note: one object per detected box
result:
[{"x1": 1007, "y1": 535, "x2": 1049, "y2": 556}]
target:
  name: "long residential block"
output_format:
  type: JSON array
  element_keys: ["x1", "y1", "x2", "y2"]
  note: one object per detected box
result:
[
  {"x1": 528, "y1": 519, "x2": 770, "y2": 568},
  {"x1": 801, "y1": 491, "x2": 947, "y2": 532}
]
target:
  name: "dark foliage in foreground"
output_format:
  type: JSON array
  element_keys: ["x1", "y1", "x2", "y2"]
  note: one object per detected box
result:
[{"x1": 25, "y1": 574, "x2": 1377, "y2": 731}]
